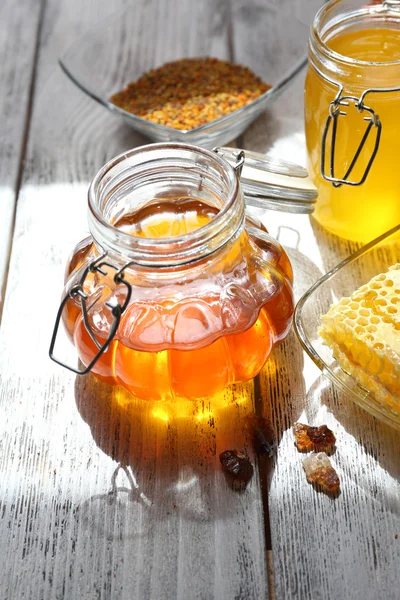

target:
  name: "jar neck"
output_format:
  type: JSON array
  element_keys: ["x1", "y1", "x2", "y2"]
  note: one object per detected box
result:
[
  {"x1": 309, "y1": 0, "x2": 400, "y2": 91},
  {"x1": 87, "y1": 143, "x2": 244, "y2": 268}
]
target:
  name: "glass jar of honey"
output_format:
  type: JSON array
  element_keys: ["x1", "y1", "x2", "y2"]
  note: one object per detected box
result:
[
  {"x1": 305, "y1": 0, "x2": 400, "y2": 243},
  {"x1": 50, "y1": 143, "x2": 316, "y2": 402}
]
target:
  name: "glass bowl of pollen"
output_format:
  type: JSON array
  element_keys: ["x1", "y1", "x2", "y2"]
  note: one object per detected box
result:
[
  {"x1": 58, "y1": 3, "x2": 311, "y2": 148},
  {"x1": 294, "y1": 225, "x2": 400, "y2": 431}
]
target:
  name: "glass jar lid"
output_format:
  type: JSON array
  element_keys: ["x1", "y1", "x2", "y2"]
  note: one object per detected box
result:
[{"x1": 214, "y1": 146, "x2": 318, "y2": 214}]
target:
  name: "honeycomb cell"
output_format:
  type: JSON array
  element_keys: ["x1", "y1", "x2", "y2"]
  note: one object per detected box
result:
[
  {"x1": 356, "y1": 317, "x2": 368, "y2": 326},
  {"x1": 376, "y1": 299, "x2": 387, "y2": 306},
  {"x1": 346, "y1": 311, "x2": 357, "y2": 320}
]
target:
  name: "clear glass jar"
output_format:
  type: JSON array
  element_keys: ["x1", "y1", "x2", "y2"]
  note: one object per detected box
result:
[
  {"x1": 51, "y1": 143, "x2": 295, "y2": 402},
  {"x1": 305, "y1": 0, "x2": 400, "y2": 243}
]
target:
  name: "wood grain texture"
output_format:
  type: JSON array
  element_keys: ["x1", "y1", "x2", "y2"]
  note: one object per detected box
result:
[
  {"x1": 0, "y1": 0, "x2": 270, "y2": 598},
  {"x1": 2, "y1": 0, "x2": 400, "y2": 598},
  {"x1": 0, "y1": 0, "x2": 44, "y2": 318},
  {"x1": 237, "y1": 2, "x2": 400, "y2": 597}
]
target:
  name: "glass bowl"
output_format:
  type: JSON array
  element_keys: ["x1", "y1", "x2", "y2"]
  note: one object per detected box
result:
[
  {"x1": 294, "y1": 225, "x2": 400, "y2": 431},
  {"x1": 59, "y1": 4, "x2": 310, "y2": 148}
]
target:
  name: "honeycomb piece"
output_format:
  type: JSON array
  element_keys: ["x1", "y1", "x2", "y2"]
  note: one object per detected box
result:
[
  {"x1": 322, "y1": 336, "x2": 399, "y2": 412},
  {"x1": 319, "y1": 264, "x2": 400, "y2": 404},
  {"x1": 302, "y1": 452, "x2": 340, "y2": 494},
  {"x1": 353, "y1": 263, "x2": 400, "y2": 328}
]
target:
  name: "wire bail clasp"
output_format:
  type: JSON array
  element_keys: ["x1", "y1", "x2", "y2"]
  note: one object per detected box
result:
[
  {"x1": 321, "y1": 90, "x2": 382, "y2": 188},
  {"x1": 49, "y1": 252, "x2": 132, "y2": 374},
  {"x1": 311, "y1": 56, "x2": 400, "y2": 188},
  {"x1": 383, "y1": 0, "x2": 400, "y2": 9},
  {"x1": 213, "y1": 146, "x2": 245, "y2": 177}
]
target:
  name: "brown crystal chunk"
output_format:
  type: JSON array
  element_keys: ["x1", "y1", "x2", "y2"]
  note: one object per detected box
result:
[
  {"x1": 219, "y1": 450, "x2": 254, "y2": 489},
  {"x1": 302, "y1": 452, "x2": 340, "y2": 495},
  {"x1": 244, "y1": 413, "x2": 275, "y2": 456},
  {"x1": 293, "y1": 422, "x2": 336, "y2": 453}
]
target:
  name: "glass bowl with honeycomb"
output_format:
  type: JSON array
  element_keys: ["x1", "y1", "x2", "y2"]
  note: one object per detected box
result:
[{"x1": 294, "y1": 225, "x2": 400, "y2": 431}]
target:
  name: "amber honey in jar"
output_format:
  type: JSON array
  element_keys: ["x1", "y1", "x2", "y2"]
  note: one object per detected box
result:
[
  {"x1": 305, "y1": 0, "x2": 400, "y2": 243},
  {"x1": 50, "y1": 144, "x2": 316, "y2": 402}
]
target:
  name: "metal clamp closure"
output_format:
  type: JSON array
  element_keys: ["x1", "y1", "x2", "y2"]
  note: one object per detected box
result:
[
  {"x1": 383, "y1": 0, "x2": 400, "y2": 9},
  {"x1": 213, "y1": 147, "x2": 245, "y2": 177},
  {"x1": 49, "y1": 252, "x2": 132, "y2": 374},
  {"x1": 311, "y1": 62, "x2": 400, "y2": 187},
  {"x1": 321, "y1": 92, "x2": 382, "y2": 187}
]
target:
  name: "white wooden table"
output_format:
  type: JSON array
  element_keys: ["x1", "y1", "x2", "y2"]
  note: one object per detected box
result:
[{"x1": 1, "y1": 1, "x2": 400, "y2": 598}]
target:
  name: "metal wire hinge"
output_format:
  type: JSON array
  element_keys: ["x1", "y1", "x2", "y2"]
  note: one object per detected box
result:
[
  {"x1": 383, "y1": 0, "x2": 400, "y2": 9},
  {"x1": 311, "y1": 60, "x2": 400, "y2": 188},
  {"x1": 213, "y1": 147, "x2": 245, "y2": 177},
  {"x1": 321, "y1": 92, "x2": 382, "y2": 187},
  {"x1": 49, "y1": 252, "x2": 133, "y2": 374}
]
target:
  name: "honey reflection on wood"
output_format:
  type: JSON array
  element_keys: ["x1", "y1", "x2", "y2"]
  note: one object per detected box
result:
[
  {"x1": 73, "y1": 373, "x2": 271, "y2": 596},
  {"x1": 258, "y1": 332, "x2": 306, "y2": 430},
  {"x1": 75, "y1": 373, "x2": 256, "y2": 490}
]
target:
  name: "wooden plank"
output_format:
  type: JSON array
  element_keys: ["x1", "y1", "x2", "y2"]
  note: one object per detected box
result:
[
  {"x1": 257, "y1": 217, "x2": 400, "y2": 600},
  {"x1": 0, "y1": 0, "x2": 44, "y2": 318},
  {"x1": 0, "y1": 1, "x2": 270, "y2": 598},
  {"x1": 238, "y1": 2, "x2": 400, "y2": 598}
]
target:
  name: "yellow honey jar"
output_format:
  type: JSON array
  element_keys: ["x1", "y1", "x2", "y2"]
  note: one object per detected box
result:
[{"x1": 305, "y1": 0, "x2": 400, "y2": 243}]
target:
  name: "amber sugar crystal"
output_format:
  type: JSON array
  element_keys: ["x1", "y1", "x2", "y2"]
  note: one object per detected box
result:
[
  {"x1": 293, "y1": 423, "x2": 336, "y2": 453},
  {"x1": 109, "y1": 57, "x2": 271, "y2": 130},
  {"x1": 244, "y1": 413, "x2": 275, "y2": 456},
  {"x1": 302, "y1": 452, "x2": 340, "y2": 495},
  {"x1": 219, "y1": 450, "x2": 254, "y2": 489}
]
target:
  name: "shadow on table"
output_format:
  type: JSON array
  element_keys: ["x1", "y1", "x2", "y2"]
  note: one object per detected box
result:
[
  {"x1": 253, "y1": 240, "x2": 327, "y2": 516},
  {"x1": 74, "y1": 372, "x2": 257, "y2": 529},
  {"x1": 309, "y1": 216, "x2": 360, "y2": 272},
  {"x1": 256, "y1": 228, "x2": 325, "y2": 442}
]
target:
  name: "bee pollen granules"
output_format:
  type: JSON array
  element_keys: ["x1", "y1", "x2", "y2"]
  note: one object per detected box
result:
[{"x1": 109, "y1": 57, "x2": 271, "y2": 130}]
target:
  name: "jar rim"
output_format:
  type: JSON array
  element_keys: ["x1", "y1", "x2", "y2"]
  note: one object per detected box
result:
[
  {"x1": 311, "y1": 0, "x2": 400, "y2": 69},
  {"x1": 87, "y1": 142, "x2": 243, "y2": 266}
]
